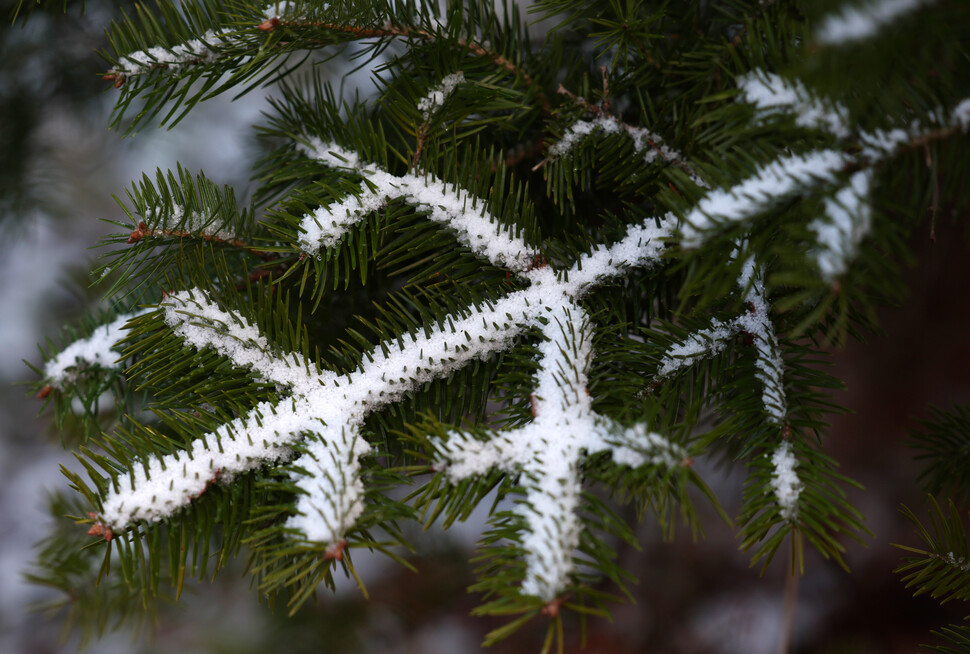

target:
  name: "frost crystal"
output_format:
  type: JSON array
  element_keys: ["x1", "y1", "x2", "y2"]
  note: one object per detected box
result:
[
  {"x1": 769, "y1": 442, "x2": 803, "y2": 521},
  {"x1": 44, "y1": 310, "x2": 151, "y2": 389},
  {"x1": 416, "y1": 72, "x2": 465, "y2": 121}
]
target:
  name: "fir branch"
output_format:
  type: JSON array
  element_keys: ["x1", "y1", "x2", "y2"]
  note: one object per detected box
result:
[
  {"x1": 295, "y1": 139, "x2": 538, "y2": 270},
  {"x1": 258, "y1": 11, "x2": 552, "y2": 114}
]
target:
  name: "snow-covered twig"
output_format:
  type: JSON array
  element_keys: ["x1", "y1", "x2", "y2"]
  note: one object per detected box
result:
[
  {"x1": 769, "y1": 442, "x2": 803, "y2": 521},
  {"x1": 548, "y1": 114, "x2": 706, "y2": 186},
  {"x1": 815, "y1": 0, "x2": 934, "y2": 47},
  {"x1": 433, "y1": 302, "x2": 684, "y2": 599},
  {"x1": 738, "y1": 71, "x2": 850, "y2": 138},
  {"x1": 810, "y1": 169, "x2": 874, "y2": 282},
  {"x1": 417, "y1": 72, "x2": 465, "y2": 121},
  {"x1": 44, "y1": 310, "x2": 151, "y2": 389},
  {"x1": 655, "y1": 257, "x2": 787, "y2": 424},
  {"x1": 298, "y1": 139, "x2": 537, "y2": 272},
  {"x1": 682, "y1": 97, "x2": 970, "y2": 250},
  {"x1": 93, "y1": 216, "x2": 675, "y2": 558}
]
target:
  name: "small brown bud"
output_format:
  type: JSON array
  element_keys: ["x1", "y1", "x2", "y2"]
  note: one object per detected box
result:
[
  {"x1": 257, "y1": 16, "x2": 280, "y2": 31},
  {"x1": 37, "y1": 385, "x2": 53, "y2": 400},
  {"x1": 541, "y1": 597, "x2": 563, "y2": 618},
  {"x1": 86, "y1": 513, "x2": 114, "y2": 541},
  {"x1": 127, "y1": 221, "x2": 148, "y2": 244},
  {"x1": 324, "y1": 540, "x2": 347, "y2": 561}
]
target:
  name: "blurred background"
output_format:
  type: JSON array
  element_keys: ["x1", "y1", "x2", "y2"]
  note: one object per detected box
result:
[{"x1": 1, "y1": 2, "x2": 968, "y2": 652}]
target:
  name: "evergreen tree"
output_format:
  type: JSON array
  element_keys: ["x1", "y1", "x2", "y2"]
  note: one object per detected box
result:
[{"x1": 27, "y1": 0, "x2": 970, "y2": 650}]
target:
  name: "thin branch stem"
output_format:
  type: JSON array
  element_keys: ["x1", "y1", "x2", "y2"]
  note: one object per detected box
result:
[
  {"x1": 127, "y1": 222, "x2": 278, "y2": 260},
  {"x1": 265, "y1": 19, "x2": 552, "y2": 115}
]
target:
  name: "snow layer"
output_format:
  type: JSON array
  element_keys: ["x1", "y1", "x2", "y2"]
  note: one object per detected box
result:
[
  {"x1": 769, "y1": 442, "x2": 803, "y2": 521},
  {"x1": 738, "y1": 71, "x2": 850, "y2": 138},
  {"x1": 816, "y1": 0, "x2": 932, "y2": 46},
  {"x1": 95, "y1": 215, "x2": 675, "y2": 558},
  {"x1": 417, "y1": 72, "x2": 465, "y2": 120},
  {"x1": 679, "y1": 150, "x2": 848, "y2": 249},
  {"x1": 810, "y1": 169, "x2": 874, "y2": 281},
  {"x1": 655, "y1": 257, "x2": 787, "y2": 424},
  {"x1": 111, "y1": 31, "x2": 222, "y2": 77},
  {"x1": 44, "y1": 309, "x2": 151, "y2": 388},
  {"x1": 549, "y1": 115, "x2": 706, "y2": 185},
  {"x1": 298, "y1": 139, "x2": 535, "y2": 271},
  {"x1": 433, "y1": 303, "x2": 683, "y2": 599}
]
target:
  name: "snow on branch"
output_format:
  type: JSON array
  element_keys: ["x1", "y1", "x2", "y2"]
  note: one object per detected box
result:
[
  {"x1": 91, "y1": 215, "x2": 675, "y2": 592},
  {"x1": 682, "y1": 77, "x2": 970, "y2": 252},
  {"x1": 815, "y1": 0, "x2": 934, "y2": 47},
  {"x1": 108, "y1": 31, "x2": 223, "y2": 78},
  {"x1": 107, "y1": 3, "x2": 299, "y2": 81},
  {"x1": 679, "y1": 149, "x2": 848, "y2": 249},
  {"x1": 656, "y1": 320, "x2": 735, "y2": 379},
  {"x1": 417, "y1": 72, "x2": 465, "y2": 121},
  {"x1": 432, "y1": 302, "x2": 685, "y2": 599},
  {"x1": 737, "y1": 71, "x2": 850, "y2": 138},
  {"x1": 769, "y1": 442, "x2": 803, "y2": 521},
  {"x1": 162, "y1": 288, "x2": 329, "y2": 395},
  {"x1": 298, "y1": 138, "x2": 536, "y2": 272},
  {"x1": 736, "y1": 259, "x2": 787, "y2": 424},
  {"x1": 44, "y1": 309, "x2": 151, "y2": 389},
  {"x1": 654, "y1": 257, "x2": 787, "y2": 424},
  {"x1": 548, "y1": 114, "x2": 706, "y2": 186},
  {"x1": 810, "y1": 169, "x2": 874, "y2": 282}
]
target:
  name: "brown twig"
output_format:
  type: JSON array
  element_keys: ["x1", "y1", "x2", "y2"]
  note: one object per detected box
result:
[
  {"x1": 265, "y1": 19, "x2": 552, "y2": 116},
  {"x1": 924, "y1": 144, "x2": 939, "y2": 242},
  {"x1": 127, "y1": 221, "x2": 277, "y2": 261}
]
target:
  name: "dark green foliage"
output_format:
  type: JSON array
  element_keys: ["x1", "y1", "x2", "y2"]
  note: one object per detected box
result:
[
  {"x1": 896, "y1": 499, "x2": 970, "y2": 651},
  {"x1": 912, "y1": 405, "x2": 970, "y2": 502}
]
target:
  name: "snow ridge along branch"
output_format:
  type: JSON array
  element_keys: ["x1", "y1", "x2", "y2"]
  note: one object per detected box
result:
[
  {"x1": 297, "y1": 138, "x2": 536, "y2": 272},
  {"x1": 432, "y1": 302, "x2": 684, "y2": 599},
  {"x1": 92, "y1": 202, "x2": 676, "y2": 597}
]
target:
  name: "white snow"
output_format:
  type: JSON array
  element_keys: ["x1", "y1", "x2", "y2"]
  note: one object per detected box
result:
[
  {"x1": 432, "y1": 302, "x2": 683, "y2": 599},
  {"x1": 142, "y1": 205, "x2": 234, "y2": 240},
  {"x1": 735, "y1": 259, "x2": 788, "y2": 424},
  {"x1": 654, "y1": 257, "x2": 787, "y2": 424},
  {"x1": 769, "y1": 442, "x2": 803, "y2": 521},
  {"x1": 43, "y1": 309, "x2": 151, "y2": 388},
  {"x1": 111, "y1": 30, "x2": 222, "y2": 77},
  {"x1": 417, "y1": 72, "x2": 465, "y2": 121},
  {"x1": 95, "y1": 215, "x2": 674, "y2": 593},
  {"x1": 738, "y1": 71, "x2": 851, "y2": 138},
  {"x1": 810, "y1": 169, "x2": 874, "y2": 281},
  {"x1": 679, "y1": 150, "x2": 848, "y2": 249},
  {"x1": 263, "y1": 1, "x2": 297, "y2": 19},
  {"x1": 657, "y1": 320, "x2": 735, "y2": 378},
  {"x1": 298, "y1": 140, "x2": 536, "y2": 272},
  {"x1": 816, "y1": 0, "x2": 932, "y2": 46},
  {"x1": 549, "y1": 115, "x2": 705, "y2": 185}
]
